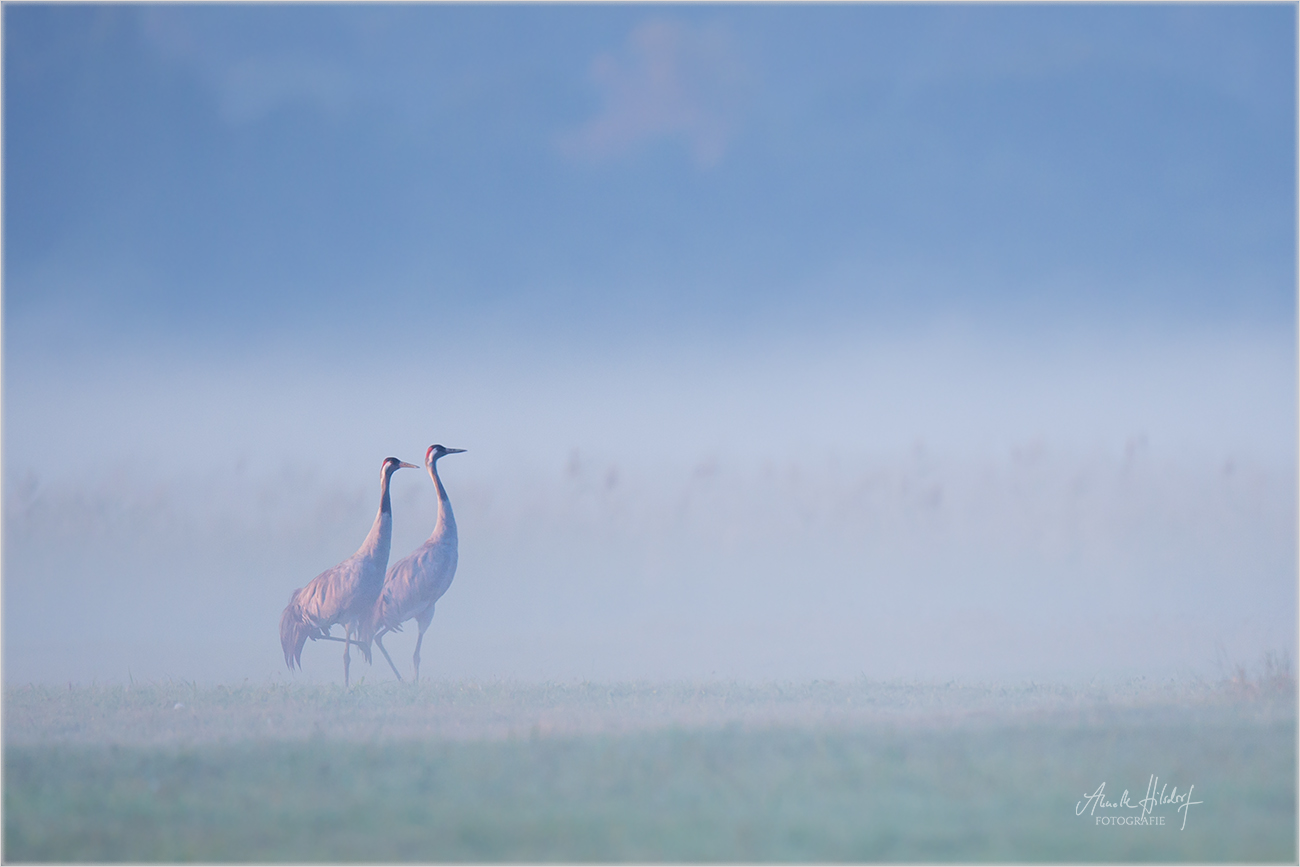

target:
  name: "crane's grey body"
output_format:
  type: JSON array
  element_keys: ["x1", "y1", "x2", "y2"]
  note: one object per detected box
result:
[
  {"x1": 280, "y1": 456, "x2": 416, "y2": 685},
  {"x1": 363, "y1": 444, "x2": 465, "y2": 682}
]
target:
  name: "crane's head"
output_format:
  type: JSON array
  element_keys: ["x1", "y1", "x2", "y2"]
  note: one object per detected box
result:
[
  {"x1": 427, "y1": 444, "x2": 467, "y2": 465},
  {"x1": 382, "y1": 456, "x2": 419, "y2": 479}
]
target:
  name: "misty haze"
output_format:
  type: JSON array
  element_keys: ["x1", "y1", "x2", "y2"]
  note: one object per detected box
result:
[{"x1": 5, "y1": 327, "x2": 1296, "y2": 686}]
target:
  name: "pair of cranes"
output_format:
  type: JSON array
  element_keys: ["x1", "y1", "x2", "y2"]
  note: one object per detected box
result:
[{"x1": 279, "y1": 444, "x2": 465, "y2": 686}]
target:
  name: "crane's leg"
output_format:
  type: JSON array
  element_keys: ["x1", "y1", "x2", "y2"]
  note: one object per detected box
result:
[
  {"x1": 342, "y1": 623, "x2": 353, "y2": 687},
  {"x1": 315, "y1": 635, "x2": 369, "y2": 650},
  {"x1": 412, "y1": 607, "x2": 435, "y2": 684},
  {"x1": 374, "y1": 628, "x2": 404, "y2": 682}
]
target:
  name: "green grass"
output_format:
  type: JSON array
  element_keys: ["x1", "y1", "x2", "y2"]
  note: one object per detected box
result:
[{"x1": 4, "y1": 679, "x2": 1296, "y2": 863}]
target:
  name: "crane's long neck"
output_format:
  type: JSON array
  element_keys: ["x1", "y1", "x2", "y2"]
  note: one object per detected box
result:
[
  {"x1": 361, "y1": 469, "x2": 396, "y2": 561},
  {"x1": 428, "y1": 459, "x2": 457, "y2": 542}
]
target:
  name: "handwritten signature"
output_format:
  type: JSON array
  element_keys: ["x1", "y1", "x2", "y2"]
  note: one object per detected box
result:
[{"x1": 1076, "y1": 776, "x2": 1203, "y2": 830}]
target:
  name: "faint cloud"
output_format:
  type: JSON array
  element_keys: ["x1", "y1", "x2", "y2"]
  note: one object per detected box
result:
[
  {"x1": 139, "y1": 7, "x2": 357, "y2": 125},
  {"x1": 138, "y1": 7, "x2": 197, "y2": 59},
  {"x1": 216, "y1": 55, "x2": 355, "y2": 125},
  {"x1": 558, "y1": 19, "x2": 748, "y2": 168}
]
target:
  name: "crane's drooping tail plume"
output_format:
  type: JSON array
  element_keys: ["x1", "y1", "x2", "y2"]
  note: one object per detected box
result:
[{"x1": 280, "y1": 591, "x2": 320, "y2": 670}]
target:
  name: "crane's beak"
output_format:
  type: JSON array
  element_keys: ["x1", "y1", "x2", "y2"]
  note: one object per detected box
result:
[
  {"x1": 399, "y1": 462, "x2": 419, "y2": 469},
  {"x1": 445, "y1": 448, "x2": 467, "y2": 454}
]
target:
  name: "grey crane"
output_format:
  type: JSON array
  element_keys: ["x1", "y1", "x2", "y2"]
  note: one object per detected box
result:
[
  {"x1": 361, "y1": 443, "x2": 465, "y2": 682},
  {"x1": 280, "y1": 455, "x2": 417, "y2": 686}
]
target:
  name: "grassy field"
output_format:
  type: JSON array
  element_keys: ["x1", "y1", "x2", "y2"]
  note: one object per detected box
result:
[{"x1": 4, "y1": 677, "x2": 1296, "y2": 863}]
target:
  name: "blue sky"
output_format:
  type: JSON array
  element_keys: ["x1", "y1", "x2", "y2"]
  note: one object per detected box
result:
[
  {"x1": 5, "y1": 4, "x2": 1295, "y2": 349},
  {"x1": 4, "y1": 4, "x2": 1296, "y2": 685}
]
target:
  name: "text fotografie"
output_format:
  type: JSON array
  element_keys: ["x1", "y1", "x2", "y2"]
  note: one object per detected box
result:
[{"x1": 1076, "y1": 775, "x2": 1203, "y2": 830}]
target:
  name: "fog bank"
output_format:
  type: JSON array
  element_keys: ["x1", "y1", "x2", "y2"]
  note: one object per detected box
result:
[{"x1": 5, "y1": 325, "x2": 1294, "y2": 685}]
